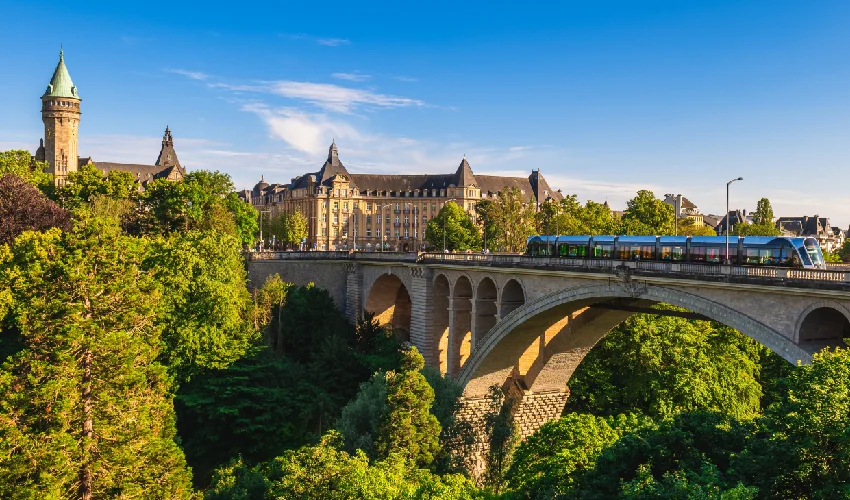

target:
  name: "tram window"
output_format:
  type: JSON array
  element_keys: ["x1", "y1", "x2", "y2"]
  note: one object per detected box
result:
[
  {"x1": 568, "y1": 245, "x2": 587, "y2": 258},
  {"x1": 618, "y1": 245, "x2": 654, "y2": 260},
  {"x1": 705, "y1": 247, "x2": 723, "y2": 263},
  {"x1": 661, "y1": 246, "x2": 684, "y2": 261},
  {"x1": 690, "y1": 247, "x2": 706, "y2": 262},
  {"x1": 593, "y1": 244, "x2": 613, "y2": 258},
  {"x1": 745, "y1": 248, "x2": 760, "y2": 264}
]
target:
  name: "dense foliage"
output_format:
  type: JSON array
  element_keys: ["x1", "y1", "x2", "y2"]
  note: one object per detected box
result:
[
  {"x1": 0, "y1": 173, "x2": 71, "y2": 245},
  {"x1": 0, "y1": 215, "x2": 194, "y2": 499},
  {"x1": 565, "y1": 310, "x2": 764, "y2": 420},
  {"x1": 2, "y1": 148, "x2": 849, "y2": 500},
  {"x1": 426, "y1": 201, "x2": 483, "y2": 251}
]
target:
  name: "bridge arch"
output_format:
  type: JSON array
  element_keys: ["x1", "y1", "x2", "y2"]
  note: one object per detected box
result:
[
  {"x1": 364, "y1": 273, "x2": 411, "y2": 340},
  {"x1": 795, "y1": 300, "x2": 850, "y2": 347},
  {"x1": 499, "y1": 278, "x2": 526, "y2": 319},
  {"x1": 448, "y1": 275, "x2": 474, "y2": 375},
  {"x1": 457, "y1": 282, "x2": 811, "y2": 397},
  {"x1": 474, "y1": 277, "x2": 498, "y2": 346},
  {"x1": 433, "y1": 273, "x2": 451, "y2": 374}
]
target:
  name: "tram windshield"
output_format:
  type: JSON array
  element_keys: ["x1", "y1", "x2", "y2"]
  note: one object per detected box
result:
[{"x1": 804, "y1": 238, "x2": 824, "y2": 267}]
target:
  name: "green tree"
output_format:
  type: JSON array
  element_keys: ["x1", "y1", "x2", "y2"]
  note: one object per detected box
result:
[
  {"x1": 752, "y1": 198, "x2": 774, "y2": 225},
  {"x1": 839, "y1": 239, "x2": 850, "y2": 262},
  {"x1": 56, "y1": 163, "x2": 137, "y2": 210},
  {"x1": 0, "y1": 216, "x2": 194, "y2": 499},
  {"x1": 475, "y1": 199, "x2": 501, "y2": 251},
  {"x1": 505, "y1": 413, "x2": 621, "y2": 498},
  {"x1": 145, "y1": 230, "x2": 257, "y2": 383},
  {"x1": 576, "y1": 200, "x2": 619, "y2": 235},
  {"x1": 0, "y1": 149, "x2": 52, "y2": 189},
  {"x1": 493, "y1": 187, "x2": 536, "y2": 252},
  {"x1": 225, "y1": 192, "x2": 259, "y2": 246},
  {"x1": 138, "y1": 170, "x2": 256, "y2": 244},
  {"x1": 484, "y1": 385, "x2": 520, "y2": 494},
  {"x1": 621, "y1": 190, "x2": 675, "y2": 235},
  {"x1": 375, "y1": 347, "x2": 442, "y2": 467},
  {"x1": 336, "y1": 373, "x2": 389, "y2": 459},
  {"x1": 425, "y1": 201, "x2": 482, "y2": 252},
  {"x1": 577, "y1": 412, "x2": 757, "y2": 500},
  {"x1": 735, "y1": 348, "x2": 850, "y2": 499},
  {"x1": 281, "y1": 210, "x2": 309, "y2": 249},
  {"x1": 733, "y1": 221, "x2": 781, "y2": 237},
  {"x1": 175, "y1": 346, "x2": 309, "y2": 487},
  {"x1": 565, "y1": 309, "x2": 765, "y2": 420},
  {"x1": 206, "y1": 433, "x2": 482, "y2": 500}
]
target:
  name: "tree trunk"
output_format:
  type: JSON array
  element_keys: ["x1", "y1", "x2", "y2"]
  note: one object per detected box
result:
[{"x1": 80, "y1": 347, "x2": 94, "y2": 500}]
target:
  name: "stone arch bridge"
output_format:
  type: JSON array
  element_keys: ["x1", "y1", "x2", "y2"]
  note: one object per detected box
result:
[{"x1": 248, "y1": 251, "x2": 850, "y2": 437}]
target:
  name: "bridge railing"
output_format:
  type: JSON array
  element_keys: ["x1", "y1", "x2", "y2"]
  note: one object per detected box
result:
[
  {"x1": 417, "y1": 252, "x2": 850, "y2": 283},
  {"x1": 352, "y1": 252, "x2": 419, "y2": 262},
  {"x1": 247, "y1": 251, "x2": 350, "y2": 261},
  {"x1": 248, "y1": 251, "x2": 850, "y2": 283}
]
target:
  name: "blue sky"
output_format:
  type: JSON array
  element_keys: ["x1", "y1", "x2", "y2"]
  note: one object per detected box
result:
[{"x1": 1, "y1": 0, "x2": 848, "y2": 225}]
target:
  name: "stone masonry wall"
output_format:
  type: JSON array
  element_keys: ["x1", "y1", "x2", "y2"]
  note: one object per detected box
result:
[
  {"x1": 455, "y1": 380, "x2": 570, "y2": 480},
  {"x1": 246, "y1": 260, "x2": 349, "y2": 311}
]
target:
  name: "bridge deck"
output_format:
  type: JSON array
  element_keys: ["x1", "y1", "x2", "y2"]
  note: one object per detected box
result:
[{"x1": 246, "y1": 251, "x2": 850, "y2": 291}]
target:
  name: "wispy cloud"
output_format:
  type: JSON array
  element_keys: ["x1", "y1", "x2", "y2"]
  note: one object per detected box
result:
[
  {"x1": 332, "y1": 72, "x2": 371, "y2": 82},
  {"x1": 165, "y1": 68, "x2": 210, "y2": 81},
  {"x1": 393, "y1": 75, "x2": 418, "y2": 82},
  {"x1": 209, "y1": 80, "x2": 424, "y2": 113},
  {"x1": 280, "y1": 33, "x2": 351, "y2": 46},
  {"x1": 317, "y1": 38, "x2": 350, "y2": 46},
  {"x1": 242, "y1": 104, "x2": 366, "y2": 153}
]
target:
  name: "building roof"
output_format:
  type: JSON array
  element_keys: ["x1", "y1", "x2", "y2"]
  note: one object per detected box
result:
[
  {"x1": 84, "y1": 128, "x2": 186, "y2": 186},
  {"x1": 43, "y1": 50, "x2": 80, "y2": 99},
  {"x1": 776, "y1": 216, "x2": 831, "y2": 236},
  {"x1": 154, "y1": 126, "x2": 181, "y2": 170},
  {"x1": 455, "y1": 157, "x2": 476, "y2": 187},
  {"x1": 265, "y1": 141, "x2": 562, "y2": 204}
]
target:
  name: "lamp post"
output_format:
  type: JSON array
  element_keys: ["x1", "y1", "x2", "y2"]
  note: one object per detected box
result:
[
  {"x1": 725, "y1": 177, "x2": 744, "y2": 264},
  {"x1": 259, "y1": 210, "x2": 272, "y2": 251},
  {"x1": 443, "y1": 213, "x2": 447, "y2": 253}
]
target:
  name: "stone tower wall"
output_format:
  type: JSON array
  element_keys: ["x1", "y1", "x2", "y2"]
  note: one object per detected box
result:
[{"x1": 42, "y1": 97, "x2": 81, "y2": 185}]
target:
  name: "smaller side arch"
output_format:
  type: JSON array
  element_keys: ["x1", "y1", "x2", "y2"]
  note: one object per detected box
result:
[
  {"x1": 448, "y1": 275, "x2": 474, "y2": 375},
  {"x1": 499, "y1": 278, "x2": 526, "y2": 320},
  {"x1": 364, "y1": 273, "x2": 412, "y2": 340},
  {"x1": 433, "y1": 273, "x2": 451, "y2": 374},
  {"x1": 473, "y1": 277, "x2": 498, "y2": 346},
  {"x1": 796, "y1": 300, "x2": 850, "y2": 351},
  {"x1": 795, "y1": 300, "x2": 850, "y2": 342}
]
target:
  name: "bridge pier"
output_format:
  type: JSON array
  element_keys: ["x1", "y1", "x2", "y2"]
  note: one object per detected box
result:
[
  {"x1": 409, "y1": 267, "x2": 436, "y2": 366},
  {"x1": 345, "y1": 263, "x2": 362, "y2": 323},
  {"x1": 448, "y1": 294, "x2": 473, "y2": 375}
]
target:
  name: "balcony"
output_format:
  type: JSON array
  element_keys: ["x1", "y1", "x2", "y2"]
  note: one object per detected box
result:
[{"x1": 393, "y1": 222, "x2": 401, "y2": 227}]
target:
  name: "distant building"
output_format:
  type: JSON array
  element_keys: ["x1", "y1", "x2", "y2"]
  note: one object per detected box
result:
[
  {"x1": 663, "y1": 194, "x2": 705, "y2": 227},
  {"x1": 717, "y1": 210, "x2": 747, "y2": 235},
  {"x1": 33, "y1": 50, "x2": 184, "y2": 187},
  {"x1": 243, "y1": 141, "x2": 561, "y2": 251},
  {"x1": 777, "y1": 215, "x2": 842, "y2": 252}
]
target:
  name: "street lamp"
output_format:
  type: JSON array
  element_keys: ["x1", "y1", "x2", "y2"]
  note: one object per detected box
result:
[
  {"x1": 725, "y1": 177, "x2": 744, "y2": 264},
  {"x1": 443, "y1": 214, "x2": 447, "y2": 253},
  {"x1": 259, "y1": 210, "x2": 272, "y2": 251}
]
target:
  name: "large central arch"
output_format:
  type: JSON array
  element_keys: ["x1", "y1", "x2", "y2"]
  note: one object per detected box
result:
[{"x1": 457, "y1": 282, "x2": 812, "y2": 397}]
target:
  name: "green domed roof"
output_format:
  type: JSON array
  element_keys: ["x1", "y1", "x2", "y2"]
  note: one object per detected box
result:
[{"x1": 43, "y1": 50, "x2": 79, "y2": 99}]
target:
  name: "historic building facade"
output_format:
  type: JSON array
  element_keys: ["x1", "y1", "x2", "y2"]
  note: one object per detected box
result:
[
  {"x1": 241, "y1": 141, "x2": 561, "y2": 251},
  {"x1": 34, "y1": 50, "x2": 185, "y2": 187}
]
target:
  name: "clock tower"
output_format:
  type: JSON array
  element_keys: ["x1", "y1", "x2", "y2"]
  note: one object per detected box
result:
[{"x1": 40, "y1": 49, "x2": 81, "y2": 186}]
